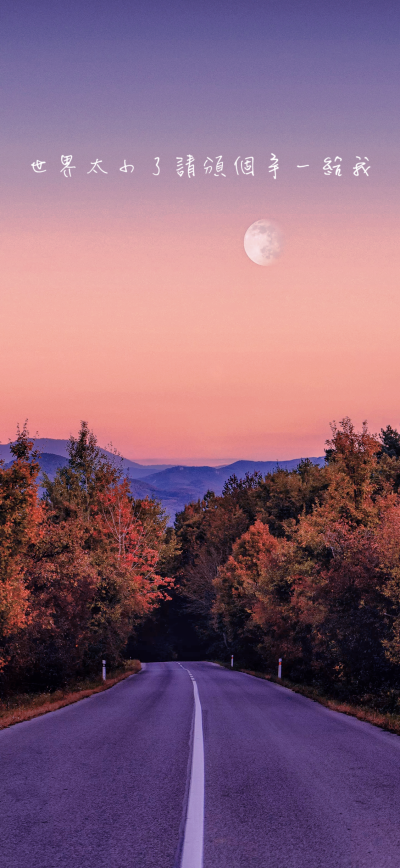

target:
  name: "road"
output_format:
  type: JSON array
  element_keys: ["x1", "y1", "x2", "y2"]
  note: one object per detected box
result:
[{"x1": 1, "y1": 661, "x2": 400, "y2": 868}]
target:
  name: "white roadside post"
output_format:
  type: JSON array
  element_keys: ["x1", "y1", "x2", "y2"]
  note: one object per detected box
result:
[
  {"x1": 102, "y1": 659, "x2": 106, "y2": 682},
  {"x1": 278, "y1": 658, "x2": 282, "y2": 679},
  {"x1": 230, "y1": 655, "x2": 234, "y2": 668}
]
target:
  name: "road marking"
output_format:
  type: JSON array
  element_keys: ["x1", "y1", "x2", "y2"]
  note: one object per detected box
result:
[{"x1": 178, "y1": 665, "x2": 204, "y2": 868}]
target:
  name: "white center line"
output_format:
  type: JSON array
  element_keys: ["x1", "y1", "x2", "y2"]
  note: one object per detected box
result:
[{"x1": 178, "y1": 665, "x2": 205, "y2": 868}]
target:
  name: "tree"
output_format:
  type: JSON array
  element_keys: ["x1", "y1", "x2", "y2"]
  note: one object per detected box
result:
[
  {"x1": 172, "y1": 477, "x2": 262, "y2": 656},
  {"x1": 0, "y1": 424, "x2": 44, "y2": 673},
  {"x1": 375, "y1": 425, "x2": 400, "y2": 494},
  {"x1": 42, "y1": 422, "x2": 172, "y2": 673},
  {"x1": 213, "y1": 520, "x2": 292, "y2": 667},
  {"x1": 210, "y1": 420, "x2": 400, "y2": 696},
  {"x1": 379, "y1": 425, "x2": 400, "y2": 460},
  {"x1": 22, "y1": 517, "x2": 99, "y2": 688}
]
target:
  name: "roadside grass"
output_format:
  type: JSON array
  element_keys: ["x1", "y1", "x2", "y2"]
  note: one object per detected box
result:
[
  {"x1": 214, "y1": 662, "x2": 400, "y2": 737},
  {"x1": 0, "y1": 660, "x2": 141, "y2": 731}
]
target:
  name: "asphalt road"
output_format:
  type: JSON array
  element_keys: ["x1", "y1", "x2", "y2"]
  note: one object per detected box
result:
[{"x1": 1, "y1": 662, "x2": 400, "y2": 868}]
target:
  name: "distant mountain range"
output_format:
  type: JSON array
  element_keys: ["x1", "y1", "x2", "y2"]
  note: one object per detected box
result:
[
  {"x1": 0, "y1": 439, "x2": 325, "y2": 524},
  {"x1": 0, "y1": 440, "x2": 171, "y2": 479}
]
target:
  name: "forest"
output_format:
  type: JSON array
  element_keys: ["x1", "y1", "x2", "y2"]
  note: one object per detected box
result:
[
  {"x1": 1, "y1": 418, "x2": 400, "y2": 713},
  {"x1": 0, "y1": 422, "x2": 173, "y2": 694}
]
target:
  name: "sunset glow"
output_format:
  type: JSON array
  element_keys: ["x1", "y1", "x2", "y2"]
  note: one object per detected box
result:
[{"x1": 1, "y1": 1, "x2": 398, "y2": 462}]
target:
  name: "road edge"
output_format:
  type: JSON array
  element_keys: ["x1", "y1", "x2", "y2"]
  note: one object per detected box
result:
[
  {"x1": 214, "y1": 662, "x2": 400, "y2": 737},
  {"x1": 0, "y1": 662, "x2": 142, "y2": 731}
]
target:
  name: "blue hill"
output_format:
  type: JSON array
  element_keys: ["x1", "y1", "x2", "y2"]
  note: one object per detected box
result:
[{"x1": 1, "y1": 439, "x2": 325, "y2": 524}]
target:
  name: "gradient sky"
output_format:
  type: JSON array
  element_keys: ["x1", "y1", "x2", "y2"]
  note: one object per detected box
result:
[{"x1": 1, "y1": 1, "x2": 399, "y2": 462}]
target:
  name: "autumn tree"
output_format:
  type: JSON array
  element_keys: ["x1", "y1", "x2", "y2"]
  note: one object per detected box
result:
[
  {"x1": 324, "y1": 417, "x2": 381, "y2": 520},
  {"x1": 0, "y1": 424, "x2": 44, "y2": 675},
  {"x1": 171, "y1": 475, "x2": 264, "y2": 656},
  {"x1": 21, "y1": 518, "x2": 99, "y2": 689},
  {"x1": 271, "y1": 419, "x2": 399, "y2": 693},
  {"x1": 209, "y1": 420, "x2": 400, "y2": 702},
  {"x1": 213, "y1": 520, "x2": 293, "y2": 667},
  {"x1": 171, "y1": 462, "x2": 329, "y2": 658},
  {"x1": 42, "y1": 422, "x2": 172, "y2": 675},
  {"x1": 374, "y1": 424, "x2": 400, "y2": 494},
  {"x1": 256, "y1": 459, "x2": 329, "y2": 538}
]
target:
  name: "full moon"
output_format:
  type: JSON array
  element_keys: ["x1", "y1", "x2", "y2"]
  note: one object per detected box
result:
[{"x1": 244, "y1": 219, "x2": 283, "y2": 266}]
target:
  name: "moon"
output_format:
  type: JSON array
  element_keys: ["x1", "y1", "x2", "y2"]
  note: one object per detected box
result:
[{"x1": 244, "y1": 219, "x2": 283, "y2": 266}]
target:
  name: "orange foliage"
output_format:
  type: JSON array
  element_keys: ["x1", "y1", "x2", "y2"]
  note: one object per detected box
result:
[
  {"x1": 0, "y1": 423, "x2": 173, "y2": 690},
  {"x1": 208, "y1": 420, "x2": 400, "y2": 697},
  {"x1": 0, "y1": 425, "x2": 44, "y2": 667}
]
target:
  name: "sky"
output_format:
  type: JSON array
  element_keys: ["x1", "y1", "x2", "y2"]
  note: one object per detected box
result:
[{"x1": 1, "y1": 0, "x2": 399, "y2": 463}]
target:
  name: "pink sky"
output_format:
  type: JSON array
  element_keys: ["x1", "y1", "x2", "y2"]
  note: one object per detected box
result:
[
  {"x1": 1, "y1": 179, "x2": 399, "y2": 463},
  {"x1": 1, "y1": 3, "x2": 398, "y2": 464}
]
